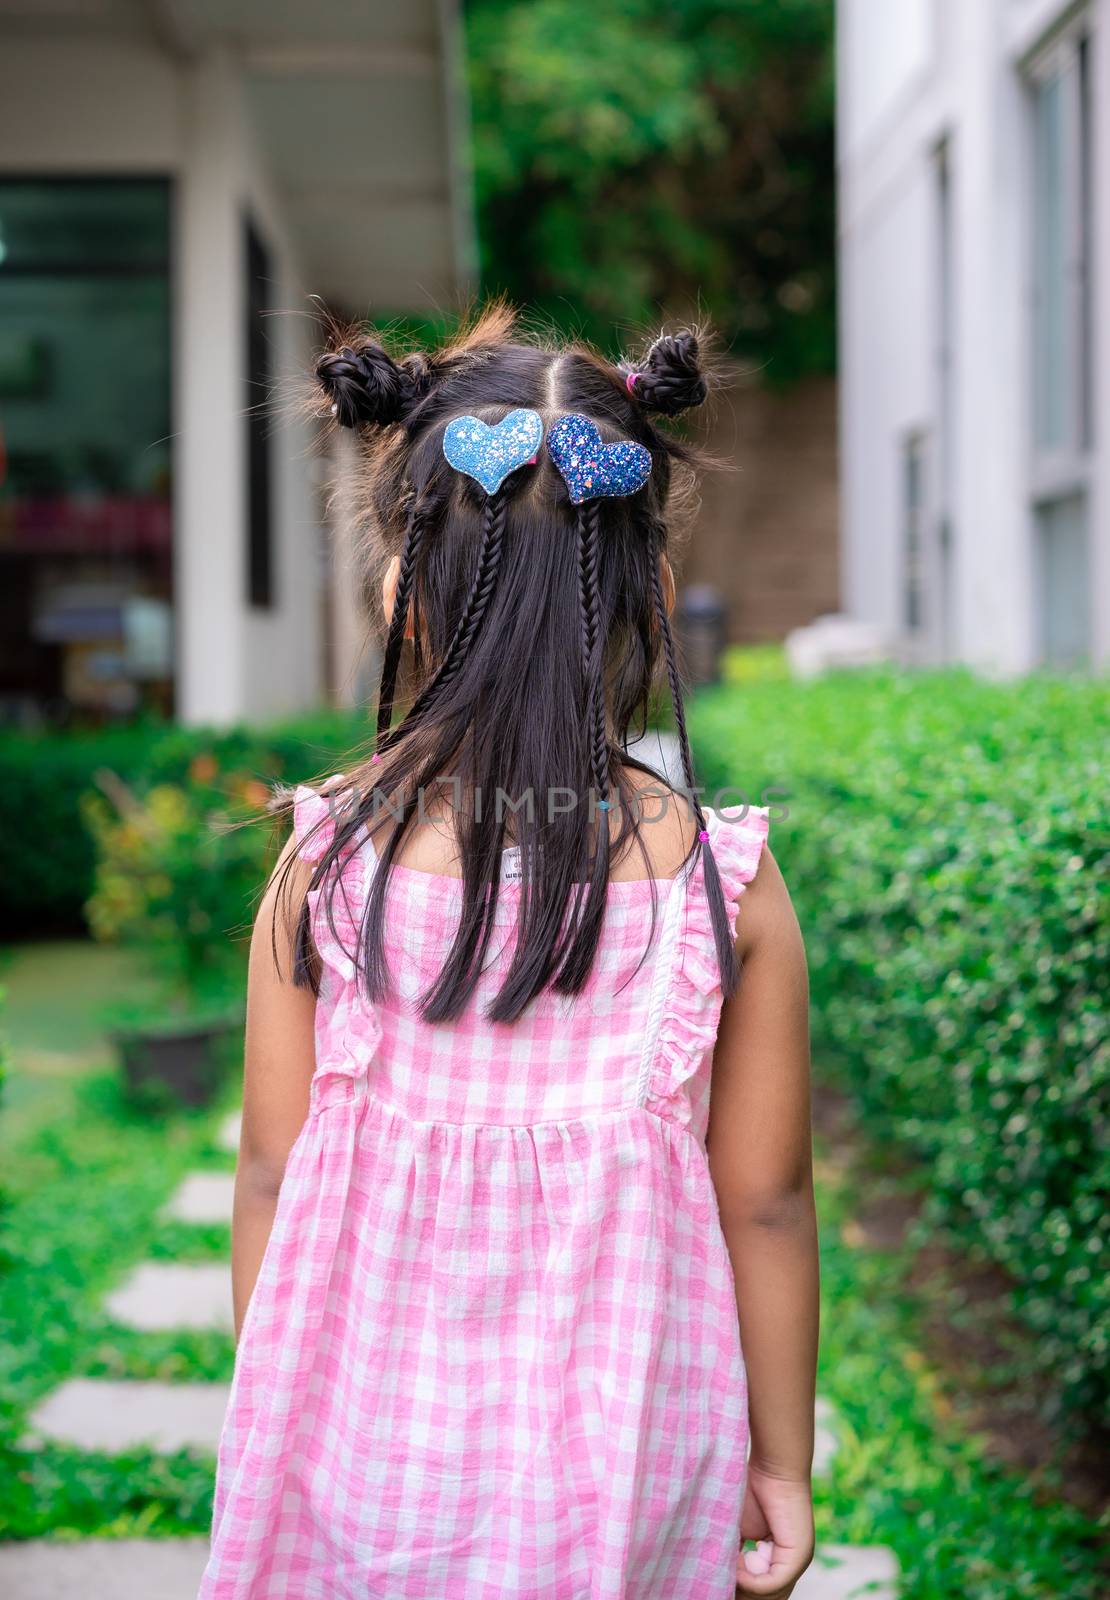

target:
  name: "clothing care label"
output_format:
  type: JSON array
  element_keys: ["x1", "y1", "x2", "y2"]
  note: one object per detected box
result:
[{"x1": 500, "y1": 846, "x2": 525, "y2": 886}]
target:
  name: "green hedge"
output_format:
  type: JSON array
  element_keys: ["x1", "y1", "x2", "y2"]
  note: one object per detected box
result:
[
  {"x1": 3, "y1": 692, "x2": 676, "y2": 935},
  {"x1": 690, "y1": 666, "x2": 1110, "y2": 1432},
  {"x1": 1, "y1": 711, "x2": 369, "y2": 935}
]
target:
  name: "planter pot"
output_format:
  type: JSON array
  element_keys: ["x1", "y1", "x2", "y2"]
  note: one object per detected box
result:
[{"x1": 114, "y1": 1015, "x2": 240, "y2": 1109}]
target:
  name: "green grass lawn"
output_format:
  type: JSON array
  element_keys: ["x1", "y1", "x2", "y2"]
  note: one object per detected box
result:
[
  {"x1": 0, "y1": 941, "x2": 236, "y2": 1538},
  {"x1": 0, "y1": 941, "x2": 161, "y2": 1148},
  {"x1": 812, "y1": 1137, "x2": 1106, "y2": 1598},
  {"x1": 0, "y1": 941, "x2": 1105, "y2": 1593}
]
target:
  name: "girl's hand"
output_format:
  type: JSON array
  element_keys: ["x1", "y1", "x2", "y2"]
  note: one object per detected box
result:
[{"x1": 735, "y1": 1465, "x2": 814, "y2": 1598}]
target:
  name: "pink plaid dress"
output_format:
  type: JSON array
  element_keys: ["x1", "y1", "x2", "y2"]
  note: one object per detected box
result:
[{"x1": 199, "y1": 789, "x2": 770, "y2": 1600}]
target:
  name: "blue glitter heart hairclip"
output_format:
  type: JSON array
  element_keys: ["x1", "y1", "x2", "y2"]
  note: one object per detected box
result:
[
  {"x1": 442, "y1": 409, "x2": 544, "y2": 496},
  {"x1": 547, "y1": 415, "x2": 652, "y2": 505}
]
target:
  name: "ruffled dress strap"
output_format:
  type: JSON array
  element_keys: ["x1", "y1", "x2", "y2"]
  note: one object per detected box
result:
[
  {"x1": 641, "y1": 803, "x2": 771, "y2": 1138},
  {"x1": 292, "y1": 772, "x2": 352, "y2": 864},
  {"x1": 679, "y1": 803, "x2": 771, "y2": 995},
  {"x1": 291, "y1": 775, "x2": 384, "y2": 1115}
]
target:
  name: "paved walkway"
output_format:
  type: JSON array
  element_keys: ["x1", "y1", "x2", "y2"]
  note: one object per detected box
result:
[
  {"x1": 6, "y1": 1100, "x2": 898, "y2": 1598},
  {"x1": 0, "y1": 1538, "x2": 211, "y2": 1599}
]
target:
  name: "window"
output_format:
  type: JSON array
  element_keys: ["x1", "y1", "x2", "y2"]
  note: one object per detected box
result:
[
  {"x1": 245, "y1": 218, "x2": 274, "y2": 609},
  {"x1": 902, "y1": 433, "x2": 927, "y2": 634},
  {"x1": 934, "y1": 137, "x2": 954, "y2": 659},
  {"x1": 1036, "y1": 495, "x2": 1090, "y2": 667},
  {"x1": 1031, "y1": 41, "x2": 1090, "y2": 454},
  {"x1": 1028, "y1": 27, "x2": 1092, "y2": 664},
  {"x1": 0, "y1": 178, "x2": 173, "y2": 724}
]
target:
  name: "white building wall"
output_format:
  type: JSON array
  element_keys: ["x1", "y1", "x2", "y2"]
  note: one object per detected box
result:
[
  {"x1": 839, "y1": 161, "x2": 935, "y2": 641},
  {"x1": 0, "y1": 37, "x2": 183, "y2": 171},
  {"x1": 176, "y1": 53, "x2": 250, "y2": 726},
  {"x1": 838, "y1": 0, "x2": 934, "y2": 160},
  {"x1": 176, "y1": 51, "x2": 324, "y2": 726},
  {"x1": 837, "y1": 0, "x2": 1108, "y2": 672},
  {"x1": 1091, "y1": 8, "x2": 1110, "y2": 665},
  {"x1": 947, "y1": 0, "x2": 1033, "y2": 675},
  {"x1": 0, "y1": 34, "x2": 326, "y2": 726}
]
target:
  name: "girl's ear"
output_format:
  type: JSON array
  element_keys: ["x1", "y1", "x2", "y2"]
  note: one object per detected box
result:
[
  {"x1": 660, "y1": 554, "x2": 677, "y2": 617},
  {"x1": 381, "y1": 554, "x2": 415, "y2": 639}
]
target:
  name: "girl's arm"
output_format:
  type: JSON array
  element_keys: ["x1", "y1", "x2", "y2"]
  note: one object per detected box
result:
[
  {"x1": 231, "y1": 834, "x2": 318, "y2": 1338},
  {"x1": 706, "y1": 845, "x2": 818, "y2": 1599}
]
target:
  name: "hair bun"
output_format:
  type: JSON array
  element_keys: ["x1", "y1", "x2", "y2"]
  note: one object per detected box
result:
[
  {"x1": 631, "y1": 330, "x2": 707, "y2": 418},
  {"x1": 316, "y1": 340, "x2": 427, "y2": 429}
]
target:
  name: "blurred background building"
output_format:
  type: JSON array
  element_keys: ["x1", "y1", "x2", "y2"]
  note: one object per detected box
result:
[
  {"x1": 838, "y1": 0, "x2": 1108, "y2": 672},
  {"x1": 0, "y1": 0, "x2": 845, "y2": 732},
  {"x1": 0, "y1": 0, "x2": 475, "y2": 727}
]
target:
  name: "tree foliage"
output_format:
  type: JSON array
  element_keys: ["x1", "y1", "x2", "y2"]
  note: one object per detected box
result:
[{"x1": 465, "y1": 0, "x2": 836, "y2": 380}]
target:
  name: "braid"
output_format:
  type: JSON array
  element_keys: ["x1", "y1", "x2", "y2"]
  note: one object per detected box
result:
[
  {"x1": 647, "y1": 518, "x2": 739, "y2": 997},
  {"x1": 553, "y1": 500, "x2": 612, "y2": 993},
  {"x1": 382, "y1": 488, "x2": 509, "y2": 751},
  {"x1": 577, "y1": 502, "x2": 610, "y2": 807},
  {"x1": 376, "y1": 501, "x2": 434, "y2": 747}
]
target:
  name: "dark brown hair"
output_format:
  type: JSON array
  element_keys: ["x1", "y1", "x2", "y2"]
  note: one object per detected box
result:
[{"x1": 281, "y1": 305, "x2": 737, "y2": 1023}]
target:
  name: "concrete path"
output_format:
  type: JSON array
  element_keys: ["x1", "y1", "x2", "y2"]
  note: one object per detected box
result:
[
  {"x1": 12, "y1": 1121, "x2": 899, "y2": 1598},
  {"x1": 215, "y1": 1109, "x2": 241, "y2": 1155},
  {"x1": 25, "y1": 1378, "x2": 229, "y2": 1456},
  {"x1": 104, "y1": 1261, "x2": 233, "y2": 1332},
  {"x1": 0, "y1": 1537, "x2": 210, "y2": 1599},
  {"x1": 0, "y1": 1533, "x2": 898, "y2": 1600},
  {"x1": 795, "y1": 1543, "x2": 900, "y2": 1598},
  {"x1": 813, "y1": 1395, "x2": 839, "y2": 1478},
  {"x1": 163, "y1": 1171, "x2": 235, "y2": 1224}
]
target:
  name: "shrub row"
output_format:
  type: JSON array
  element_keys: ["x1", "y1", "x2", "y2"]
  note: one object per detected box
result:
[
  {"x1": 1, "y1": 711, "x2": 368, "y2": 935},
  {"x1": 690, "y1": 664, "x2": 1110, "y2": 1431},
  {"x1": 3, "y1": 691, "x2": 672, "y2": 936}
]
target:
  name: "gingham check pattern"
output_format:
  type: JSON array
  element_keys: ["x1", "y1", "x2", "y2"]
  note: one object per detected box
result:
[{"x1": 198, "y1": 796, "x2": 770, "y2": 1599}]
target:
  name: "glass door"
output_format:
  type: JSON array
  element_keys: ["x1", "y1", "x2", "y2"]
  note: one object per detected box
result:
[{"x1": 0, "y1": 178, "x2": 173, "y2": 724}]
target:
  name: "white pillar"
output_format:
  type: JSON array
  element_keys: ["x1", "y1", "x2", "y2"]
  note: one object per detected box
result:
[
  {"x1": 1090, "y1": 0, "x2": 1110, "y2": 668},
  {"x1": 175, "y1": 51, "x2": 247, "y2": 724},
  {"x1": 949, "y1": 3, "x2": 1033, "y2": 674},
  {"x1": 328, "y1": 431, "x2": 376, "y2": 708}
]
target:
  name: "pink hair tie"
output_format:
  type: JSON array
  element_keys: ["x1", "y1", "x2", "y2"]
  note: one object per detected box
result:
[
  {"x1": 371, "y1": 752, "x2": 382, "y2": 764},
  {"x1": 698, "y1": 828, "x2": 710, "y2": 842},
  {"x1": 625, "y1": 370, "x2": 640, "y2": 395}
]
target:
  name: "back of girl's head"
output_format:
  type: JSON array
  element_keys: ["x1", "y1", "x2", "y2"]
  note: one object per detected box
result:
[{"x1": 293, "y1": 304, "x2": 737, "y2": 1024}]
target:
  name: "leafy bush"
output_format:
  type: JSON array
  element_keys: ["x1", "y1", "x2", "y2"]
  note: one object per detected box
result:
[
  {"x1": 1, "y1": 709, "x2": 368, "y2": 935},
  {"x1": 83, "y1": 776, "x2": 274, "y2": 1019},
  {"x1": 690, "y1": 666, "x2": 1110, "y2": 1430},
  {"x1": 0, "y1": 722, "x2": 168, "y2": 935},
  {"x1": 467, "y1": 0, "x2": 836, "y2": 379}
]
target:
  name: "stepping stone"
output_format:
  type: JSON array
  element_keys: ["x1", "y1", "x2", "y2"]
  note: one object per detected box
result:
[
  {"x1": 0, "y1": 1536, "x2": 211, "y2": 1598},
  {"x1": 794, "y1": 1544, "x2": 899, "y2": 1599},
  {"x1": 105, "y1": 1261, "x2": 233, "y2": 1331},
  {"x1": 813, "y1": 1395, "x2": 839, "y2": 1477},
  {"x1": 24, "y1": 1377, "x2": 229, "y2": 1455},
  {"x1": 163, "y1": 1171, "x2": 235, "y2": 1224},
  {"x1": 215, "y1": 1107, "x2": 241, "y2": 1154}
]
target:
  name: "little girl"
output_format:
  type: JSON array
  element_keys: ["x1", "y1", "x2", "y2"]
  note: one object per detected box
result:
[{"x1": 199, "y1": 307, "x2": 818, "y2": 1600}]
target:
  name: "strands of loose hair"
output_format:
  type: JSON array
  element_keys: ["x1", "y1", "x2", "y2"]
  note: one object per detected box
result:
[
  {"x1": 287, "y1": 307, "x2": 734, "y2": 1023},
  {"x1": 646, "y1": 515, "x2": 739, "y2": 998}
]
